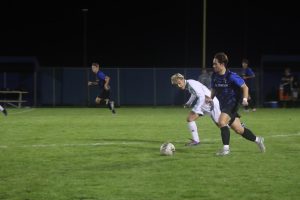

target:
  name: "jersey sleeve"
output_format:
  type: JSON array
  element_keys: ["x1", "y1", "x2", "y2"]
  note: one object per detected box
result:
[
  {"x1": 246, "y1": 68, "x2": 255, "y2": 76},
  {"x1": 230, "y1": 72, "x2": 245, "y2": 87},
  {"x1": 186, "y1": 94, "x2": 196, "y2": 106},
  {"x1": 97, "y1": 71, "x2": 106, "y2": 80},
  {"x1": 193, "y1": 83, "x2": 206, "y2": 108}
]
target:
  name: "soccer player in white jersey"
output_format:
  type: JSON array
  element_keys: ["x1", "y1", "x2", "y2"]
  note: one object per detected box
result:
[{"x1": 171, "y1": 73, "x2": 220, "y2": 146}]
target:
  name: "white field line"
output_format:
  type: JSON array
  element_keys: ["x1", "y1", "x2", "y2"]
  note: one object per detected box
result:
[
  {"x1": 0, "y1": 133, "x2": 300, "y2": 149},
  {"x1": 23, "y1": 142, "x2": 142, "y2": 148},
  {"x1": 267, "y1": 133, "x2": 300, "y2": 138}
]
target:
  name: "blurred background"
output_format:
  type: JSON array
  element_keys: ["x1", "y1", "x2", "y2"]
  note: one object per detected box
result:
[{"x1": 0, "y1": 0, "x2": 299, "y2": 107}]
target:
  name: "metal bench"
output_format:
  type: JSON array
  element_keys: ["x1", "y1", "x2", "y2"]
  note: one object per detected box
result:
[{"x1": 0, "y1": 91, "x2": 28, "y2": 108}]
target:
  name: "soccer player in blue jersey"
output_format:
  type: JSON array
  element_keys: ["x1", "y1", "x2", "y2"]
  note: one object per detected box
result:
[
  {"x1": 206, "y1": 52, "x2": 265, "y2": 156},
  {"x1": 241, "y1": 59, "x2": 256, "y2": 111},
  {"x1": 88, "y1": 62, "x2": 116, "y2": 114}
]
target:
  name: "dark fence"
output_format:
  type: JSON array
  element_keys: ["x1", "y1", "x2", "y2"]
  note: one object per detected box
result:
[
  {"x1": 2, "y1": 54, "x2": 300, "y2": 107},
  {"x1": 0, "y1": 67, "x2": 248, "y2": 106},
  {"x1": 36, "y1": 68, "x2": 203, "y2": 106},
  {"x1": 1, "y1": 67, "x2": 299, "y2": 107}
]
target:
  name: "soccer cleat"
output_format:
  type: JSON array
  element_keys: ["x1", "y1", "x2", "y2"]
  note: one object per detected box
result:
[
  {"x1": 2, "y1": 109, "x2": 7, "y2": 116},
  {"x1": 256, "y1": 136, "x2": 266, "y2": 153},
  {"x1": 110, "y1": 101, "x2": 115, "y2": 110},
  {"x1": 185, "y1": 139, "x2": 200, "y2": 146},
  {"x1": 110, "y1": 101, "x2": 116, "y2": 114},
  {"x1": 216, "y1": 147, "x2": 230, "y2": 156}
]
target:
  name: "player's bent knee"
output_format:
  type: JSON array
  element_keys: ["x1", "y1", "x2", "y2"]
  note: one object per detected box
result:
[
  {"x1": 218, "y1": 121, "x2": 227, "y2": 127},
  {"x1": 187, "y1": 113, "x2": 199, "y2": 122},
  {"x1": 187, "y1": 117, "x2": 194, "y2": 122},
  {"x1": 216, "y1": 123, "x2": 222, "y2": 128},
  {"x1": 95, "y1": 98, "x2": 101, "y2": 104}
]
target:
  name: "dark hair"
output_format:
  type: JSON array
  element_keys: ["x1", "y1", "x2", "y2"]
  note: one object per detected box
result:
[
  {"x1": 214, "y1": 52, "x2": 228, "y2": 67},
  {"x1": 242, "y1": 58, "x2": 249, "y2": 64},
  {"x1": 92, "y1": 62, "x2": 99, "y2": 67}
]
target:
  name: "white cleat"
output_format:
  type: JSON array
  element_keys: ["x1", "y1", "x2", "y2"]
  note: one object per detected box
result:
[
  {"x1": 110, "y1": 101, "x2": 115, "y2": 110},
  {"x1": 216, "y1": 147, "x2": 230, "y2": 156},
  {"x1": 256, "y1": 136, "x2": 266, "y2": 153},
  {"x1": 110, "y1": 101, "x2": 116, "y2": 114}
]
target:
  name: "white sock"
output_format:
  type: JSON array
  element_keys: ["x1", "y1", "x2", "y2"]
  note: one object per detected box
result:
[
  {"x1": 188, "y1": 121, "x2": 199, "y2": 143},
  {"x1": 255, "y1": 137, "x2": 259, "y2": 143},
  {"x1": 0, "y1": 105, "x2": 4, "y2": 112},
  {"x1": 223, "y1": 145, "x2": 230, "y2": 150}
]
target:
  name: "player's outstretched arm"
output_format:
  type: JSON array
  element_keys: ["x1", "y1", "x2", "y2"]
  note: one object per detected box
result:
[
  {"x1": 104, "y1": 76, "x2": 111, "y2": 90},
  {"x1": 241, "y1": 83, "x2": 249, "y2": 106},
  {"x1": 205, "y1": 88, "x2": 215, "y2": 104}
]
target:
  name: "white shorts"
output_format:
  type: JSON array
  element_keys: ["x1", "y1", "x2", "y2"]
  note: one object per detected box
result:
[{"x1": 192, "y1": 98, "x2": 220, "y2": 124}]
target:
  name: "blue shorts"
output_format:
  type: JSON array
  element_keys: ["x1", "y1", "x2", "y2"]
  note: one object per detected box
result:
[
  {"x1": 220, "y1": 102, "x2": 240, "y2": 126},
  {"x1": 97, "y1": 89, "x2": 110, "y2": 99}
]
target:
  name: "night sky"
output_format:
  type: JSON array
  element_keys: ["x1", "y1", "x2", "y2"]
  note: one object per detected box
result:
[{"x1": 1, "y1": 1, "x2": 300, "y2": 68}]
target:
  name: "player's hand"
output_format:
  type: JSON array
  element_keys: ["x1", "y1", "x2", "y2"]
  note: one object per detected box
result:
[
  {"x1": 104, "y1": 85, "x2": 110, "y2": 90},
  {"x1": 242, "y1": 98, "x2": 248, "y2": 106},
  {"x1": 205, "y1": 96, "x2": 213, "y2": 104},
  {"x1": 88, "y1": 81, "x2": 93, "y2": 86},
  {"x1": 183, "y1": 104, "x2": 189, "y2": 108},
  {"x1": 205, "y1": 96, "x2": 214, "y2": 108}
]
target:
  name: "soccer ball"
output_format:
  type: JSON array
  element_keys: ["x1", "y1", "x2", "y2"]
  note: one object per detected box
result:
[{"x1": 160, "y1": 142, "x2": 175, "y2": 156}]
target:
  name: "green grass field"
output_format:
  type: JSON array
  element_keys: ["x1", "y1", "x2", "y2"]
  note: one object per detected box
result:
[{"x1": 1, "y1": 107, "x2": 300, "y2": 200}]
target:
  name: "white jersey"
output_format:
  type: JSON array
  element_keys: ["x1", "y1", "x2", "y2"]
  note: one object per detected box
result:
[{"x1": 185, "y1": 79, "x2": 220, "y2": 123}]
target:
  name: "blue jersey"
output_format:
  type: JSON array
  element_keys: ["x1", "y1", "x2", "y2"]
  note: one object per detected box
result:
[
  {"x1": 242, "y1": 67, "x2": 255, "y2": 88},
  {"x1": 96, "y1": 71, "x2": 106, "y2": 89},
  {"x1": 211, "y1": 70, "x2": 245, "y2": 109}
]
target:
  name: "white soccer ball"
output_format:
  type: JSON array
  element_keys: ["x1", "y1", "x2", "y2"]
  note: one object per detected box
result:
[{"x1": 160, "y1": 142, "x2": 175, "y2": 156}]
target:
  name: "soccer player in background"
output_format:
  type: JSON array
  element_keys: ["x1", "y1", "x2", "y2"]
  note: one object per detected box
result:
[
  {"x1": 280, "y1": 67, "x2": 294, "y2": 100},
  {"x1": 241, "y1": 58, "x2": 256, "y2": 111},
  {"x1": 0, "y1": 104, "x2": 7, "y2": 116},
  {"x1": 206, "y1": 52, "x2": 265, "y2": 156},
  {"x1": 88, "y1": 62, "x2": 116, "y2": 114},
  {"x1": 198, "y1": 68, "x2": 212, "y2": 89},
  {"x1": 171, "y1": 73, "x2": 221, "y2": 146}
]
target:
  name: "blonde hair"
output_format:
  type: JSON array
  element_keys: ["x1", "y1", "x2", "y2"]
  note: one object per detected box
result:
[{"x1": 171, "y1": 73, "x2": 185, "y2": 84}]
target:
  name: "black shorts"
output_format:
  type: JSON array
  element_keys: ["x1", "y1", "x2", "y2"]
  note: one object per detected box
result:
[
  {"x1": 220, "y1": 103, "x2": 241, "y2": 126},
  {"x1": 97, "y1": 89, "x2": 110, "y2": 99}
]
